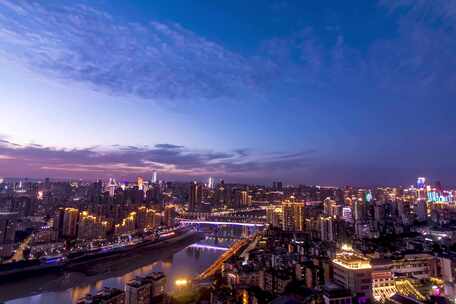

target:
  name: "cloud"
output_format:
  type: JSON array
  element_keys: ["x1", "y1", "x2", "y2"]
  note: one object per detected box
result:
[
  {"x1": 381, "y1": 0, "x2": 456, "y2": 28},
  {"x1": 368, "y1": 0, "x2": 456, "y2": 109},
  {"x1": 258, "y1": 0, "x2": 456, "y2": 106},
  {"x1": 1, "y1": 0, "x2": 454, "y2": 111},
  {"x1": 1, "y1": 1, "x2": 456, "y2": 186},
  {"x1": 154, "y1": 144, "x2": 184, "y2": 150},
  {"x1": 0, "y1": 140, "x2": 315, "y2": 181},
  {"x1": 0, "y1": 1, "x2": 261, "y2": 104}
]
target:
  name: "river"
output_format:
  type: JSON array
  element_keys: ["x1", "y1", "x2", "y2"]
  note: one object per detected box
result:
[{"x1": 0, "y1": 225, "x2": 255, "y2": 304}]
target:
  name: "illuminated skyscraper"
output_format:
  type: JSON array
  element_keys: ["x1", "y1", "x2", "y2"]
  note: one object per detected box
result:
[
  {"x1": 417, "y1": 177, "x2": 426, "y2": 189},
  {"x1": 353, "y1": 198, "x2": 365, "y2": 222},
  {"x1": 163, "y1": 205, "x2": 176, "y2": 226},
  {"x1": 320, "y1": 216, "x2": 335, "y2": 242},
  {"x1": 136, "y1": 206, "x2": 147, "y2": 230},
  {"x1": 77, "y1": 211, "x2": 109, "y2": 240},
  {"x1": 266, "y1": 206, "x2": 282, "y2": 228},
  {"x1": 107, "y1": 178, "x2": 117, "y2": 197},
  {"x1": 282, "y1": 199, "x2": 305, "y2": 231},
  {"x1": 323, "y1": 198, "x2": 338, "y2": 217},
  {"x1": 152, "y1": 171, "x2": 157, "y2": 184},
  {"x1": 342, "y1": 207, "x2": 352, "y2": 222},
  {"x1": 240, "y1": 190, "x2": 248, "y2": 207},
  {"x1": 208, "y1": 176, "x2": 214, "y2": 189},
  {"x1": 63, "y1": 208, "x2": 79, "y2": 238},
  {"x1": 232, "y1": 189, "x2": 249, "y2": 209}
]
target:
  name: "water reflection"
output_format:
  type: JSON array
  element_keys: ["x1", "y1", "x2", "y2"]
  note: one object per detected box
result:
[{"x1": 3, "y1": 225, "x2": 253, "y2": 304}]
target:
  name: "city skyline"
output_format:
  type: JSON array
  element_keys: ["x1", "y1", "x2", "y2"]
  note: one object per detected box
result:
[{"x1": 1, "y1": 1, "x2": 456, "y2": 185}]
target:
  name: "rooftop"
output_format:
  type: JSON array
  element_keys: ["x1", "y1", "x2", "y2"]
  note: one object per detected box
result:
[{"x1": 332, "y1": 251, "x2": 371, "y2": 270}]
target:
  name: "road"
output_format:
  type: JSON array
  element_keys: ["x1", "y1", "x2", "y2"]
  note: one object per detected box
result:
[{"x1": 7, "y1": 234, "x2": 32, "y2": 262}]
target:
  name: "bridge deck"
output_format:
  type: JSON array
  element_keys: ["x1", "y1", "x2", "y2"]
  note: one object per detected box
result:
[
  {"x1": 179, "y1": 219, "x2": 265, "y2": 227},
  {"x1": 195, "y1": 238, "x2": 249, "y2": 280}
]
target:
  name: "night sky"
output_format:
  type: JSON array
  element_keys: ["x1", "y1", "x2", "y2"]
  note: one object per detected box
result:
[{"x1": 1, "y1": 1, "x2": 455, "y2": 186}]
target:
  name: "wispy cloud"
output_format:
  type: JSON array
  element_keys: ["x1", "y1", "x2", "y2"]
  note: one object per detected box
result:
[
  {"x1": 257, "y1": 0, "x2": 456, "y2": 106},
  {"x1": 1, "y1": 1, "x2": 456, "y2": 185},
  {"x1": 381, "y1": 0, "x2": 456, "y2": 28},
  {"x1": 0, "y1": 1, "x2": 261, "y2": 105},
  {"x1": 1, "y1": 0, "x2": 454, "y2": 110},
  {"x1": 0, "y1": 139, "x2": 315, "y2": 181}
]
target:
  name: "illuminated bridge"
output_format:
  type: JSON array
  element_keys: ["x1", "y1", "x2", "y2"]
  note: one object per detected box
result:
[
  {"x1": 179, "y1": 219, "x2": 265, "y2": 227},
  {"x1": 195, "y1": 238, "x2": 249, "y2": 280},
  {"x1": 177, "y1": 208, "x2": 267, "y2": 227},
  {"x1": 188, "y1": 244, "x2": 229, "y2": 251},
  {"x1": 180, "y1": 208, "x2": 265, "y2": 220}
]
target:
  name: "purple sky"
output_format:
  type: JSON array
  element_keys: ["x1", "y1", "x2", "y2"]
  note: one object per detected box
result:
[{"x1": 1, "y1": 1, "x2": 456, "y2": 186}]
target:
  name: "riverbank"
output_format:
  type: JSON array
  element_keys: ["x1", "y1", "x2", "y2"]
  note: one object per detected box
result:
[{"x1": 0, "y1": 230, "x2": 203, "y2": 303}]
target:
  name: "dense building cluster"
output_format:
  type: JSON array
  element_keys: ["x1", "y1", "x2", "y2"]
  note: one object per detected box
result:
[
  {"x1": 2, "y1": 175, "x2": 456, "y2": 304},
  {"x1": 206, "y1": 177, "x2": 456, "y2": 304}
]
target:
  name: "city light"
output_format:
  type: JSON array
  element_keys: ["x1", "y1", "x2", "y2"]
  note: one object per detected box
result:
[{"x1": 175, "y1": 279, "x2": 189, "y2": 287}]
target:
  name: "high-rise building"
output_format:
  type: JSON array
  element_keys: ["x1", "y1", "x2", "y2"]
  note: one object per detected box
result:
[
  {"x1": 107, "y1": 178, "x2": 118, "y2": 197},
  {"x1": 320, "y1": 216, "x2": 335, "y2": 242},
  {"x1": 52, "y1": 207, "x2": 65, "y2": 240},
  {"x1": 189, "y1": 181, "x2": 202, "y2": 212},
  {"x1": 152, "y1": 171, "x2": 157, "y2": 184},
  {"x1": 233, "y1": 189, "x2": 250, "y2": 209},
  {"x1": 342, "y1": 207, "x2": 352, "y2": 223},
  {"x1": 240, "y1": 190, "x2": 248, "y2": 207},
  {"x1": 146, "y1": 183, "x2": 161, "y2": 205},
  {"x1": 353, "y1": 198, "x2": 365, "y2": 222},
  {"x1": 137, "y1": 176, "x2": 144, "y2": 191},
  {"x1": 63, "y1": 208, "x2": 79, "y2": 238},
  {"x1": 77, "y1": 211, "x2": 108, "y2": 240},
  {"x1": 0, "y1": 212, "x2": 17, "y2": 258},
  {"x1": 416, "y1": 177, "x2": 427, "y2": 200},
  {"x1": 282, "y1": 199, "x2": 305, "y2": 231},
  {"x1": 266, "y1": 206, "x2": 282, "y2": 228},
  {"x1": 216, "y1": 182, "x2": 226, "y2": 207},
  {"x1": 208, "y1": 176, "x2": 214, "y2": 189},
  {"x1": 324, "y1": 198, "x2": 338, "y2": 217},
  {"x1": 163, "y1": 205, "x2": 176, "y2": 227},
  {"x1": 136, "y1": 206, "x2": 147, "y2": 230},
  {"x1": 114, "y1": 212, "x2": 137, "y2": 236},
  {"x1": 417, "y1": 177, "x2": 426, "y2": 189},
  {"x1": 416, "y1": 200, "x2": 427, "y2": 222}
]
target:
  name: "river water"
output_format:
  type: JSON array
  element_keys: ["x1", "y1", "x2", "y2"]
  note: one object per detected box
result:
[{"x1": 1, "y1": 225, "x2": 253, "y2": 304}]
